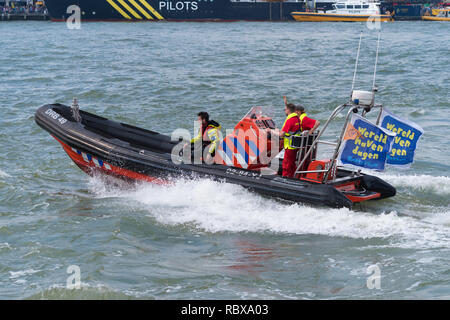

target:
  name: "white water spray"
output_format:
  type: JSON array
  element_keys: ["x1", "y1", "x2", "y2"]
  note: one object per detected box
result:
[{"x1": 88, "y1": 174, "x2": 450, "y2": 249}]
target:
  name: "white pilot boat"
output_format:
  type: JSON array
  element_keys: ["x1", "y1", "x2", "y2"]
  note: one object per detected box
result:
[{"x1": 291, "y1": 0, "x2": 393, "y2": 22}]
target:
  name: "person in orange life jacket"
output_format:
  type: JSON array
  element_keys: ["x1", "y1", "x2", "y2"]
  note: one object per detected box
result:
[{"x1": 186, "y1": 112, "x2": 221, "y2": 163}]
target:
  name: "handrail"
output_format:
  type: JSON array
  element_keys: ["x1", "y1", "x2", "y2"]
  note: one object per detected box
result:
[
  {"x1": 294, "y1": 103, "x2": 348, "y2": 177},
  {"x1": 296, "y1": 169, "x2": 329, "y2": 174},
  {"x1": 322, "y1": 103, "x2": 385, "y2": 182},
  {"x1": 322, "y1": 105, "x2": 359, "y2": 181},
  {"x1": 292, "y1": 100, "x2": 386, "y2": 182}
]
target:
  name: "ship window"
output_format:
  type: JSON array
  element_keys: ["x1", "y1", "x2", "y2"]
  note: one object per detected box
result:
[
  {"x1": 355, "y1": 5, "x2": 361, "y2": 9},
  {"x1": 347, "y1": 5, "x2": 354, "y2": 9},
  {"x1": 363, "y1": 5, "x2": 369, "y2": 8},
  {"x1": 337, "y1": 4, "x2": 345, "y2": 8}
]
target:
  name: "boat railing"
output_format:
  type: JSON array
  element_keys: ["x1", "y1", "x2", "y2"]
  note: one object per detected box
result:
[
  {"x1": 294, "y1": 32, "x2": 386, "y2": 183},
  {"x1": 293, "y1": 101, "x2": 385, "y2": 183}
]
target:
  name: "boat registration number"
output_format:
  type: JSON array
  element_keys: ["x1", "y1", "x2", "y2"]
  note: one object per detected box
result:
[
  {"x1": 45, "y1": 108, "x2": 68, "y2": 125},
  {"x1": 226, "y1": 168, "x2": 261, "y2": 179}
]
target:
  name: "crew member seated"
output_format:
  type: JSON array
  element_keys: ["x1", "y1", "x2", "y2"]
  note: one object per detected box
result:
[{"x1": 187, "y1": 111, "x2": 221, "y2": 164}]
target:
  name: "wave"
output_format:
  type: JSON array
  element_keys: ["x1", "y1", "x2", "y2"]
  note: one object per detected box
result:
[
  {"x1": 0, "y1": 242, "x2": 12, "y2": 253},
  {"x1": 374, "y1": 173, "x2": 450, "y2": 195},
  {"x1": 25, "y1": 284, "x2": 137, "y2": 300},
  {"x1": 9, "y1": 269, "x2": 41, "y2": 280},
  {"x1": 409, "y1": 109, "x2": 426, "y2": 117},
  {"x1": 423, "y1": 211, "x2": 450, "y2": 226},
  {"x1": 88, "y1": 176, "x2": 450, "y2": 249},
  {"x1": 0, "y1": 169, "x2": 11, "y2": 179}
]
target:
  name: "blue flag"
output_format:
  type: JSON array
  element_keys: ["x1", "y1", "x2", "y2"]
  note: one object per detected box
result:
[
  {"x1": 338, "y1": 114, "x2": 395, "y2": 171},
  {"x1": 379, "y1": 108, "x2": 424, "y2": 168}
]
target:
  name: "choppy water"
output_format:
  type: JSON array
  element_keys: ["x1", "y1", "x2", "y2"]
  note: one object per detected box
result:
[{"x1": 0, "y1": 20, "x2": 449, "y2": 299}]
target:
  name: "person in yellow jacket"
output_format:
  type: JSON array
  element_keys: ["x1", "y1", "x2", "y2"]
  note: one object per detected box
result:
[
  {"x1": 189, "y1": 112, "x2": 221, "y2": 163},
  {"x1": 269, "y1": 97, "x2": 320, "y2": 177}
]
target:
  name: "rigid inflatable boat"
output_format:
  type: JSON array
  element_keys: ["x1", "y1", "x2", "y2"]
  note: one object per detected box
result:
[{"x1": 34, "y1": 98, "x2": 396, "y2": 209}]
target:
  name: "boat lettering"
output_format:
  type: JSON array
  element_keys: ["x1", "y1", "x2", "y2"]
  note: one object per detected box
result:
[
  {"x1": 226, "y1": 168, "x2": 261, "y2": 179},
  {"x1": 159, "y1": 1, "x2": 198, "y2": 11},
  {"x1": 45, "y1": 108, "x2": 67, "y2": 125}
]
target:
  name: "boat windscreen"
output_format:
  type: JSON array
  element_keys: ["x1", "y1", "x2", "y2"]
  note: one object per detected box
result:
[{"x1": 241, "y1": 106, "x2": 276, "y2": 121}]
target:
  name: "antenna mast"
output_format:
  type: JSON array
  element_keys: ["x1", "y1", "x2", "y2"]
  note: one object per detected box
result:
[
  {"x1": 372, "y1": 31, "x2": 381, "y2": 91},
  {"x1": 351, "y1": 31, "x2": 363, "y2": 96}
]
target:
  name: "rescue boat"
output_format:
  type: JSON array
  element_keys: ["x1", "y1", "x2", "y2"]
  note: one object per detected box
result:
[{"x1": 34, "y1": 98, "x2": 396, "y2": 209}]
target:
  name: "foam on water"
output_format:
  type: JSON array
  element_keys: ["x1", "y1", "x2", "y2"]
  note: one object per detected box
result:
[
  {"x1": 9, "y1": 269, "x2": 41, "y2": 279},
  {"x1": 26, "y1": 283, "x2": 136, "y2": 300},
  {"x1": 373, "y1": 173, "x2": 450, "y2": 196},
  {"x1": 409, "y1": 108, "x2": 426, "y2": 116},
  {"x1": 0, "y1": 169, "x2": 11, "y2": 179},
  {"x1": 423, "y1": 211, "x2": 450, "y2": 226},
  {"x1": 88, "y1": 176, "x2": 450, "y2": 249}
]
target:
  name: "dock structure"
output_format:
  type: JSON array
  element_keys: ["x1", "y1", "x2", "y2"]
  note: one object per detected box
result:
[
  {"x1": 0, "y1": 0, "x2": 49, "y2": 21},
  {"x1": 0, "y1": 13, "x2": 49, "y2": 20}
]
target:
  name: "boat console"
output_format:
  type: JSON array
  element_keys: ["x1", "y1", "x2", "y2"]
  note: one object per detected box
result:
[{"x1": 215, "y1": 106, "x2": 280, "y2": 170}]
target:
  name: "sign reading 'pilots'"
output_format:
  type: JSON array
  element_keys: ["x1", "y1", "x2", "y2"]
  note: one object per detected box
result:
[{"x1": 159, "y1": 1, "x2": 199, "y2": 11}]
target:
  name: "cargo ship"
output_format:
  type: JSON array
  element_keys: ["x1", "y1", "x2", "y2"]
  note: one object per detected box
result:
[
  {"x1": 44, "y1": 0, "x2": 307, "y2": 21},
  {"x1": 42, "y1": 0, "x2": 435, "y2": 22}
]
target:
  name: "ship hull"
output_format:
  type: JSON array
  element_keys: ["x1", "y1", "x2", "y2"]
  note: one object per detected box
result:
[
  {"x1": 291, "y1": 12, "x2": 393, "y2": 22},
  {"x1": 45, "y1": 0, "x2": 305, "y2": 21},
  {"x1": 422, "y1": 16, "x2": 450, "y2": 21}
]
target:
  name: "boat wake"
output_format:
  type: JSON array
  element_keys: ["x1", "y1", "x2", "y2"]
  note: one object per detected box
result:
[{"x1": 87, "y1": 173, "x2": 450, "y2": 249}]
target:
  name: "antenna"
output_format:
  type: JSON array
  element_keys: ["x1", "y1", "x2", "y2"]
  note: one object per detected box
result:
[
  {"x1": 351, "y1": 31, "x2": 363, "y2": 97},
  {"x1": 372, "y1": 31, "x2": 381, "y2": 92}
]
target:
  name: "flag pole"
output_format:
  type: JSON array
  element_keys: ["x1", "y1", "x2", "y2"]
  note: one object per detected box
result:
[{"x1": 351, "y1": 31, "x2": 363, "y2": 98}]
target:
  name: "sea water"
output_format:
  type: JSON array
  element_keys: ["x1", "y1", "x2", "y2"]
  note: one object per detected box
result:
[{"x1": 0, "y1": 20, "x2": 449, "y2": 299}]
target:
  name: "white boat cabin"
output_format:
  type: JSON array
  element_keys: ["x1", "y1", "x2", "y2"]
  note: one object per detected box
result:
[{"x1": 325, "y1": 1, "x2": 381, "y2": 15}]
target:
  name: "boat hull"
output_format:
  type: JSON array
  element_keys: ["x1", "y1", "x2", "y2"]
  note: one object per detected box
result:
[
  {"x1": 34, "y1": 104, "x2": 396, "y2": 209},
  {"x1": 45, "y1": 0, "x2": 305, "y2": 21},
  {"x1": 422, "y1": 16, "x2": 450, "y2": 21},
  {"x1": 291, "y1": 12, "x2": 393, "y2": 22}
]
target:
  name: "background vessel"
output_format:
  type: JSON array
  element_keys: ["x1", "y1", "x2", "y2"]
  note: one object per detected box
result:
[{"x1": 44, "y1": 0, "x2": 306, "y2": 21}]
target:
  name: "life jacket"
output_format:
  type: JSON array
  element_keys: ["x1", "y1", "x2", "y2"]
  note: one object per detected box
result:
[
  {"x1": 283, "y1": 113, "x2": 307, "y2": 150},
  {"x1": 192, "y1": 120, "x2": 221, "y2": 154},
  {"x1": 202, "y1": 120, "x2": 220, "y2": 140}
]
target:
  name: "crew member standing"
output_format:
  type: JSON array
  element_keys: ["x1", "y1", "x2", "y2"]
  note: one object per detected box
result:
[
  {"x1": 295, "y1": 104, "x2": 320, "y2": 134},
  {"x1": 278, "y1": 97, "x2": 321, "y2": 178},
  {"x1": 294, "y1": 103, "x2": 320, "y2": 171},
  {"x1": 279, "y1": 101, "x2": 302, "y2": 178}
]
